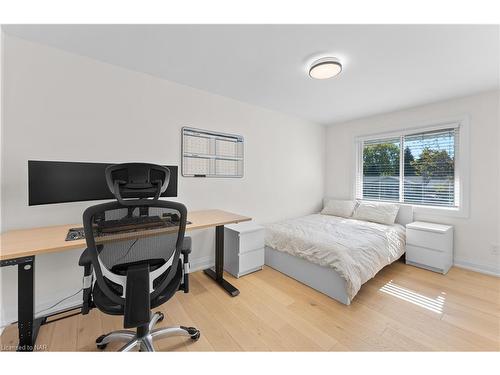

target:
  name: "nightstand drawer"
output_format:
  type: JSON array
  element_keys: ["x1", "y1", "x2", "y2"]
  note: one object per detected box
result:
[
  {"x1": 238, "y1": 248, "x2": 265, "y2": 276},
  {"x1": 406, "y1": 244, "x2": 452, "y2": 273},
  {"x1": 238, "y1": 231, "x2": 265, "y2": 254},
  {"x1": 224, "y1": 247, "x2": 264, "y2": 278},
  {"x1": 406, "y1": 228, "x2": 451, "y2": 252},
  {"x1": 224, "y1": 221, "x2": 265, "y2": 278}
]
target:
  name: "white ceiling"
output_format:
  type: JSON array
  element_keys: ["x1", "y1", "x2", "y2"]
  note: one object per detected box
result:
[{"x1": 3, "y1": 25, "x2": 499, "y2": 125}]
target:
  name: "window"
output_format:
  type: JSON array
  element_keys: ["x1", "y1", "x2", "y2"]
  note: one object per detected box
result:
[
  {"x1": 356, "y1": 126, "x2": 459, "y2": 208},
  {"x1": 361, "y1": 137, "x2": 401, "y2": 202}
]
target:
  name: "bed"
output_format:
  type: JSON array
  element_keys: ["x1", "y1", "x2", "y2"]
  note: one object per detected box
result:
[{"x1": 264, "y1": 205, "x2": 413, "y2": 305}]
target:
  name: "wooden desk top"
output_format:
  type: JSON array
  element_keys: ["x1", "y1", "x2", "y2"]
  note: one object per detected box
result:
[{"x1": 0, "y1": 209, "x2": 251, "y2": 261}]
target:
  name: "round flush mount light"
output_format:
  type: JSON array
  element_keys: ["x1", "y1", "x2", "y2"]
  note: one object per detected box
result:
[{"x1": 309, "y1": 57, "x2": 342, "y2": 79}]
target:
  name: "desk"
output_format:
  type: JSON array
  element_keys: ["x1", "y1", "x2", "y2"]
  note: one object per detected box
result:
[{"x1": 0, "y1": 209, "x2": 251, "y2": 351}]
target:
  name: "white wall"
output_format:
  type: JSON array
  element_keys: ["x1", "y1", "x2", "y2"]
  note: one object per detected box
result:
[
  {"x1": 326, "y1": 90, "x2": 500, "y2": 276},
  {"x1": 0, "y1": 35, "x2": 325, "y2": 325},
  {"x1": 0, "y1": 29, "x2": 5, "y2": 333}
]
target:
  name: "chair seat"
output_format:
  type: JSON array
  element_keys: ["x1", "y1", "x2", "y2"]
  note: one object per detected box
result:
[{"x1": 92, "y1": 259, "x2": 183, "y2": 315}]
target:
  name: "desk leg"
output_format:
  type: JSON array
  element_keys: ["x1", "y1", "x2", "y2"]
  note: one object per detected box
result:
[
  {"x1": 17, "y1": 256, "x2": 41, "y2": 351},
  {"x1": 203, "y1": 225, "x2": 240, "y2": 297}
]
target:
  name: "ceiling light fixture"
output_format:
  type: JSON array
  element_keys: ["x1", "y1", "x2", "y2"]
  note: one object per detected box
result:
[{"x1": 309, "y1": 57, "x2": 342, "y2": 79}]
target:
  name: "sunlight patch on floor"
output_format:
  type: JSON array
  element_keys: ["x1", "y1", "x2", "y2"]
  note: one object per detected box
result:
[{"x1": 379, "y1": 280, "x2": 446, "y2": 314}]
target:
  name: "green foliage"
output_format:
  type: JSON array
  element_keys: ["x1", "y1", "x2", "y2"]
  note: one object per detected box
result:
[
  {"x1": 410, "y1": 148, "x2": 454, "y2": 184},
  {"x1": 363, "y1": 143, "x2": 400, "y2": 176},
  {"x1": 363, "y1": 144, "x2": 453, "y2": 185},
  {"x1": 403, "y1": 146, "x2": 416, "y2": 176}
]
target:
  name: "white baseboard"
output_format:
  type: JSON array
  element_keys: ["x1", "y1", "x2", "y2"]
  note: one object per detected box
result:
[
  {"x1": 0, "y1": 255, "x2": 220, "y2": 331},
  {"x1": 0, "y1": 297, "x2": 82, "y2": 329},
  {"x1": 1, "y1": 257, "x2": 496, "y2": 333},
  {"x1": 190, "y1": 256, "x2": 214, "y2": 272},
  {"x1": 0, "y1": 305, "x2": 5, "y2": 334},
  {"x1": 34, "y1": 298, "x2": 82, "y2": 319},
  {"x1": 454, "y1": 260, "x2": 500, "y2": 277}
]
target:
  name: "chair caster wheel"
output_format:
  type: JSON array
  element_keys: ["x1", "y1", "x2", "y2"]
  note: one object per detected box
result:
[
  {"x1": 181, "y1": 326, "x2": 200, "y2": 340},
  {"x1": 96, "y1": 335, "x2": 108, "y2": 350},
  {"x1": 191, "y1": 330, "x2": 201, "y2": 341}
]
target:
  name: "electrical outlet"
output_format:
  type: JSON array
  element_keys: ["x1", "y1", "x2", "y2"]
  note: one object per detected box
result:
[{"x1": 491, "y1": 244, "x2": 500, "y2": 255}]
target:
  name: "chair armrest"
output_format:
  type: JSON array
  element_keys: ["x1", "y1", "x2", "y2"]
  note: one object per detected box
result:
[
  {"x1": 79, "y1": 248, "x2": 94, "y2": 315},
  {"x1": 78, "y1": 248, "x2": 92, "y2": 266},
  {"x1": 180, "y1": 237, "x2": 191, "y2": 293},
  {"x1": 181, "y1": 236, "x2": 192, "y2": 254}
]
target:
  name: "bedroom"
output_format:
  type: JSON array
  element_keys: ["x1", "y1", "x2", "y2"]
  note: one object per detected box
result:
[{"x1": 0, "y1": 1, "x2": 499, "y2": 371}]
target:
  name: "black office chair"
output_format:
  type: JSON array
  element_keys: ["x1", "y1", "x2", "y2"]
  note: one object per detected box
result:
[{"x1": 78, "y1": 163, "x2": 200, "y2": 351}]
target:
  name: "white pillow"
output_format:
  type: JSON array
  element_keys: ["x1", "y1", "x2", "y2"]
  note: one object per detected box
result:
[
  {"x1": 352, "y1": 201, "x2": 400, "y2": 225},
  {"x1": 321, "y1": 199, "x2": 357, "y2": 218}
]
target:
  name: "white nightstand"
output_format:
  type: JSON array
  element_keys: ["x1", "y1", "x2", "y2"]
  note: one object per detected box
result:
[
  {"x1": 223, "y1": 221, "x2": 265, "y2": 278},
  {"x1": 405, "y1": 221, "x2": 454, "y2": 274}
]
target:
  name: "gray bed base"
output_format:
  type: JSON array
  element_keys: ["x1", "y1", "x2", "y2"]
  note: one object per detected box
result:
[
  {"x1": 264, "y1": 205, "x2": 413, "y2": 305},
  {"x1": 265, "y1": 246, "x2": 351, "y2": 305}
]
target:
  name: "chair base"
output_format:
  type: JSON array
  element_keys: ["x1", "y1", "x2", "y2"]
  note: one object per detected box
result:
[{"x1": 95, "y1": 311, "x2": 200, "y2": 352}]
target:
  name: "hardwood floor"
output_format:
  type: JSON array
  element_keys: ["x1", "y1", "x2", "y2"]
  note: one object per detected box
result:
[{"x1": 1, "y1": 262, "x2": 499, "y2": 351}]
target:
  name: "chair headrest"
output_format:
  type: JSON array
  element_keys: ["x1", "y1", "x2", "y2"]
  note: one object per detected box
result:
[{"x1": 105, "y1": 163, "x2": 170, "y2": 205}]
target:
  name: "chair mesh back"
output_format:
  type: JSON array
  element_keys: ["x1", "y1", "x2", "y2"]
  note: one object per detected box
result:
[
  {"x1": 83, "y1": 201, "x2": 185, "y2": 300},
  {"x1": 98, "y1": 232, "x2": 177, "y2": 270},
  {"x1": 94, "y1": 206, "x2": 180, "y2": 270}
]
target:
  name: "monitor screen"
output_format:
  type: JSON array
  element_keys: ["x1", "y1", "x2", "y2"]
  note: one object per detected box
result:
[{"x1": 28, "y1": 160, "x2": 178, "y2": 206}]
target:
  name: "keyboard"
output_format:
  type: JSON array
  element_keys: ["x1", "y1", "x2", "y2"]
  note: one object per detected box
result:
[
  {"x1": 98, "y1": 215, "x2": 165, "y2": 233},
  {"x1": 65, "y1": 217, "x2": 192, "y2": 241},
  {"x1": 66, "y1": 227, "x2": 86, "y2": 241}
]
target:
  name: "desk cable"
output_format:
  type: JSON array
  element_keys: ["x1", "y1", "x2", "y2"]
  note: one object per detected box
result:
[
  {"x1": 0, "y1": 288, "x2": 83, "y2": 330},
  {"x1": 36, "y1": 288, "x2": 84, "y2": 315}
]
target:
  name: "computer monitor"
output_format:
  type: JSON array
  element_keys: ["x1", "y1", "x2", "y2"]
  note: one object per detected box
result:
[{"x1": 28, "y1": 160, "x2": 178, "y2": 206}]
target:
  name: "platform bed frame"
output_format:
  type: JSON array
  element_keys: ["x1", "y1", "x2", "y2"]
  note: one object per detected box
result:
[{"x1": 264, "y1": 205, "x2": 413, "y2": 305}]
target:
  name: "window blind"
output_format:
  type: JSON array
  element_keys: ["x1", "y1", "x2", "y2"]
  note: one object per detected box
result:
[
  {"x1": 356, "y1": 126, "x2": 458, "y2": 208},
  {"x1": 358, "y1": 137, "x2": 401, "y2": 202},
  {"x1": 403, "y1": 128, "x2": 457, "y2": 207}
]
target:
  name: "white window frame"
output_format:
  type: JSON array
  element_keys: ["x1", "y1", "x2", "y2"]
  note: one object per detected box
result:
[{"x1": 353, "y1": 116, "x2": 470, "y2": 218}]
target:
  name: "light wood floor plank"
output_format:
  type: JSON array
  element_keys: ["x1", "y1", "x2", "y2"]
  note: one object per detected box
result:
[
  {"x1": 1, "y1": 263, "x2": 499, "y2": 351},
  {"x1": 154, "y1": 297, "x2": 214, "y2": 352},
  {"x1": 233, "y1": 275, "x2": 340, "y2": 350},
  {"x1": 198, "y1": 274, "x2": 295, "y2": 351}
]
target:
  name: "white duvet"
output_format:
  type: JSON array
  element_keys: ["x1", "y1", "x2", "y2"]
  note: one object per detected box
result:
[{"x1": 265, "y1": 214, "x2": 406, "y2": 300}]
